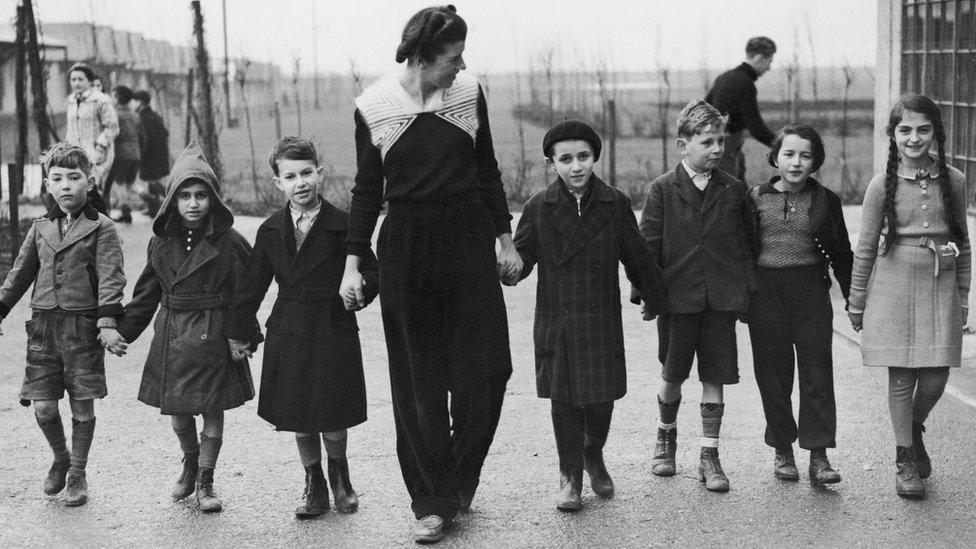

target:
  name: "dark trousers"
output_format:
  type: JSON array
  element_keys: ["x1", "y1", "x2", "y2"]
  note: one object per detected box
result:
[
  {"x1": 717, "y1": 130, "x2": 746, "y2": 183},
  {"x1": 748, "y1": 265, "x2": 836, "y2": 450},
  {"x1": 551, "y1": 400, "x2": 613, "y2": 474},
  {"x1": 390, "y1": 369, "x2": 509, "y2": 521}
]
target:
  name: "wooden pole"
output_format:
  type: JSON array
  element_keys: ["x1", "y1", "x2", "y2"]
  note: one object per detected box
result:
[
  {"x1": 184, "y1": 68, "x2": 195, "y2": 146},
  {"x1": 191, "y1": 0, "x2": 223, "y2": 183},
  {"x1": 273, "y1": 101, "x2": 282, "y2": 141},
  {"x1": 12, "y1": 5, "x2": 28, "y2": 250},
  {"x1": 221, "y1": 0, "x2": 236, "y2": 128},
  {"x1": 24, "y1": 0, "x2": 57, "y2": 148},
  {"x1": 293, "y1": 58, "x2": 302, "y2": 136},
  {"x1": 606, "y1": 98, "x2": 617, "y2": 187},
  {"x1": 312, "y1": 0, "x2": 321, "y2": 110}
]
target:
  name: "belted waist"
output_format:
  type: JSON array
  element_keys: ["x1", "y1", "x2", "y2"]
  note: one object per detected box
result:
[
  {"x1": 889, "y1": 235, "x2": 950, "y2": 247},
  {"x1": 160, "y1": 294, "x2": 231, "y2": 311},
  {"x1": 277, "y1": 286, "x2": 339, "y2": 302}
]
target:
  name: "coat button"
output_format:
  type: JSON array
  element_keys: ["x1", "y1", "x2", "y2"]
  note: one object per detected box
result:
[
  {"x1": 203, "y1": 285, "x2": 209, "y2": 292},
  {"x1": 201, "y1": 334, "x2": 208, "y2": 340},
  {"x1": 921, "y1": 204, "x2": 928, "y2": 211},
  {"x1": 923, "y1": 221, "x2": 930, "y2": 228},
  {"x1": 592, "y1": 265, "x2": 600, "y2": 274}
]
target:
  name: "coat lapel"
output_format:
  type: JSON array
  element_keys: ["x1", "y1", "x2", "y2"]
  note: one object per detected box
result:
[
  {"x1": 57, "y1": 216, "x2": 99, "y2": 252},
  {"x1": 36, "y1": 218, "x2": 62, "y2": 252},
  {"x1": 700, "y1": 175, "x2": 727, "y2": 213},
  {"x1": 286, "y1": 201, "x2": 346, "y2": 285},
  {"x1": 672, "y1": 165, "x2": 704, "y2": 211},
  {"x1": 542, "y1": 180, "x2": 578, "y2": 242},
  {"x1": 559, "y1": 178, "x2": 614, "y2": 265},
  {"x1": 172, "y1": 237, "x2": 220, "y2": 286}
]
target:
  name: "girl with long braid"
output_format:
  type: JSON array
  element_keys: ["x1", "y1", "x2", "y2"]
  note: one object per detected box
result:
[{"x1": 848, "y1": 94, "x2": 970, "y2": 500}]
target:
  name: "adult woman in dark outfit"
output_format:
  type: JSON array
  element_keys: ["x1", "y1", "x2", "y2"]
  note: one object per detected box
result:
[{"x1": 338, "y1": 5, "x2": 520, "y2": 544}]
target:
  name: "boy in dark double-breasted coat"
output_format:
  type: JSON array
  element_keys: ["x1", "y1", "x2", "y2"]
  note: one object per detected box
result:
[
  {"x1": 224, "y1": 137, "x2": 378, "y2": 518},
  {"x1": 514, "y1": 120, "x2": 668, "y2": 511}
]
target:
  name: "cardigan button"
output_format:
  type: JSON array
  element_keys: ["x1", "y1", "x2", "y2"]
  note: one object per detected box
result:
[
  {"x1": 921, "y1": 204, "x2": 929, "y2": 211},
  {"x1": 923, "y1": 221, "x2": 930, "y2": 228}
]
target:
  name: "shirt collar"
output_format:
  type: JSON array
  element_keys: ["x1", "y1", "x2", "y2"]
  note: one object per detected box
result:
[
  {"x1": 290, "y1": 198, "x2": 323, "y2": 224},
  {"x1": 897, "y1": 162, "x2": 941, "y2": 181},
  {"x1": 681, "y1": 159, "x2": 713, "y2": 189},
  {"x1": 737, "y1": 62, "x2": 759, "y2": 81}
]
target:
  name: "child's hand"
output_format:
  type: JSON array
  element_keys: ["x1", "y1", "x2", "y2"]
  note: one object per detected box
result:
[
  {"x1": 640, "y1": 300, "x2": 657, "y2": 321},
  {"x1": 501, "y1": 265, "x2": 521, "y2": 286},
  {"x1": 99, "y1": 328, "x2": 128, "y2": 356},
  {"x1": 339, "y1": 271, "x2": 365, "y2": 311},
  {"x1": 848, "y1": 312, "x2": 863, "y2": 332},
  {"x1": 228, "y1": 338, "x2": 253, "y2": 362}
]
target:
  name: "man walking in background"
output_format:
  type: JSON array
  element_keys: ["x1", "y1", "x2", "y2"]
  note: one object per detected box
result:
[
  {"x1": 133, "y1": 90, "x2": 171, "y2": 218},
  {"x1": 105, "y1": 86, "x2": 142, "y2": 223},
  {"x1": 705, "y1": 36, "x2": 777, "y2": 183}
]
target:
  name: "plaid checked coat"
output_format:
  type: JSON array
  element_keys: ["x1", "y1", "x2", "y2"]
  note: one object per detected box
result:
[{"x1": 515, "y1": 176, "x2": 667, "y2": 405}]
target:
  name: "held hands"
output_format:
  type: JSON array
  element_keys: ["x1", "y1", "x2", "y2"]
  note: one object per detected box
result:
[
  {"x1": 99, "y1": 328, "x2": 128, "y2": 356},
  {"x1": 228, "y1": 338, "x2": 253, "y2": 362},
  {"x1": 339, "y1": 271, "x2": 366, "y2": 311},
  {"x1": 496, "y1": 235, "x2": 523, "y2": 286},
  {"x1": 848, "y1": 312, "x2": 863, "y2": 332}
]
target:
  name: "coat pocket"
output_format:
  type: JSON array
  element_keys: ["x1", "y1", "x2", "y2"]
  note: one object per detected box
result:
[
  {"x1": 86, "y1": 264, "x2": 98, "y2": 299},
  {"x1": 26, "y1": 318, "x2": 46, "y2": 353}
]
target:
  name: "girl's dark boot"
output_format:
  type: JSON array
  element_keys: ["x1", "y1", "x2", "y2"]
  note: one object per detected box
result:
[
  {"x1": 172, "y1": 452, "x2": 200, "y2": 500},
  {"x1": 583, "y1": 404, "x2": 615, "y2": 498},
  {"x1": 895, "y1": 446, "x2": 925, "y2": 500},
  {"x1": 551, "y1": 402, "x2": 584, "y2": 511},
  {"x1": 327, "y1": 458, "x2": 358, "y2": 513},
  {"x1": 911, "y1": 423, "x2": 931, "y2": 479},
  {"x1": 295, "y1": 462, "x2": 329, "y2": 518},
  {"x1": 196, "y1": 468, "x2": 222, "y2": 512}
]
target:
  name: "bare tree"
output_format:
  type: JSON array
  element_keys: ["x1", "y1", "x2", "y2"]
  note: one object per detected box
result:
[
  {"x1": 539, "y1": 44, "x2": 556, "y2": 125},
  {"x1": 292, "y1": 55, "x2": 302, "y2": 136},
  {"x1": 235, "y1": 59, "x2": 260, "y2": 198},
  {"x1": 191, "y1": 0, "x2": 223, "y2": 182},
  {"x1": 348, "y1": 58, "x2": 365, "y2": 96},
  {"x1": 802, "y1": 8, "x2": 820, "y2": 102},
  {"x1": 840, "y1": 61, "x2": 856, "y2": 201}
]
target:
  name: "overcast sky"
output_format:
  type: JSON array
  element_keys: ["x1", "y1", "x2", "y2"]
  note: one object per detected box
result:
[{"x1": 20, "y1": 0, "x2": 879, "y2": 74}]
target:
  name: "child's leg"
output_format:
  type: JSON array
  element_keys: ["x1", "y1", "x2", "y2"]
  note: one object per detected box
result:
[
  {"x1": 910, "y1": 367, "x2": 949, "y2": 479},
  {"x1": 196, "y1": 423, "x2": 224, "y2": 512},
  {"x1": 551, "y1": 400, "x2": 584, "y2": 511},
  {"x1": 201, "y1": 412, "x2": 224, "y2": 439},
  {"x1": 294, "y1": 433, "x2": 328, "y2": 518},
  {"x1": 582, "y1": 402, "x2": 615, "y2": 497},
  {"x1": 170, "y1": 415, "x2": 200, "y2": 501},
  {"x1": 888, "y1": 367, "x2": 925, "y2": 498},
  {"x1": 324, "y1": 429, "x2": 358, "y2": 513},
  {"x1": 64, "y1": 398, "x2": 95, "y2": 506},
  {"x1": 699, "y1": 382, "x2": 729, "y2": 492},
  {"x1": 34, "y1": 399, "x2": 71, "y2": 495}
]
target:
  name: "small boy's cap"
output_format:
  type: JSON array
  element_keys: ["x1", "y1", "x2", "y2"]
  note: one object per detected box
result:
[{"x1": 543, "y1": 119, "x2": 602, "y2": 161}]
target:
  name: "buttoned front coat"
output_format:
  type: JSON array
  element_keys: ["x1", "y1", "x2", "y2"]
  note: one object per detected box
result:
[
  {"x1": 515, "y1": 176, "x2": 668, "y2": 405},
  {"x1": 639, "y1": 164, "x2": 756, "y2": 314},
  {"x1": 223, "y1": 199, "x2": 379, "y2": 433}
]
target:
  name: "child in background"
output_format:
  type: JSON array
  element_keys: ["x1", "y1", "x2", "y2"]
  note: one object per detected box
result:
[
  {"x1": 118, "y1": 141, "x2": 259, "y2": 513},
  {"x1": 848, "y1": 94, "x2": 970, "y2": 500},
  {"x1": 0, "y1": 142, "x2": 126, "y2": 506},
  {"x1": 638, "y1": 100, "x2": 756, "y2": 493},
  {"x1": 514, "y1": 120, "x2": 667, "y2": 511},
  {"x1": 225, "y1": 137, "x2": 379, "y2": 518}
]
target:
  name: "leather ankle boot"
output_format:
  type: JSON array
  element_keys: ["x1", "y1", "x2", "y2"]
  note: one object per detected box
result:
[
  {"x1": 172, "y1": 452, "x2": 199, "y2": 500},
  {"x1": 583, "y1": 448, "x2": 614, "y2": 498},
  {"x1": 808, "y1": 448, "x2": 841, "y2": 485},
  {"x1": 295, "y1": 462, "x2": 329, "y2": 518},
  {"x1": 912, "y1": 423, "x2": 931, "y2": 479},
  {"x1": 895, "y1": 446, "x2": 925, "y2": 500},
  {"x1": 64, "y1": 472, "x2": 88, "y2": 507},
  {"x1": 699, "y1": 447, "x2": 730, "y2": 492},
  {"x1": 773, "y1": 447, "x2": 799, "y2": 481},
  {"x1": 651, "y1": 427, "x2": 677, "y2": 477},
  {"x1": 44, "y1": 457, "x2": 71, "y2": 495},
  {"x1": 555, "y1": 468, "x2": 583, "y2": 511},
  {"x1": 327, "y1": 458, "x2": 358, "y2": 514},
  {"x1": 196, "y1": 467, "x2": 223, "y2": 512}
]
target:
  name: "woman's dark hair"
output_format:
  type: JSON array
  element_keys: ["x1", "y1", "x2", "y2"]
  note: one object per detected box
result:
[
  {"x1": 766, "y1": 123, "x2": 826, "y2": 173},
  {"x1": 68, "y1": 62, "x2": 95, "y2": 82},
  {"x1": 395, "y1": 5, "x2": 467, "y2": 64},
  {"x1": 881, "y1": 94, "x2": 964, "y2": 246},
  {"x1": 114, "y1": 85, "x2": 133, "y2": 104}
]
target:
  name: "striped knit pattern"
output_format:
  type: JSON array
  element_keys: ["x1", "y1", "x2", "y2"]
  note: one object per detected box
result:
[{"x1": 355, "y1": 72, "x2": 481, "y2": 159}]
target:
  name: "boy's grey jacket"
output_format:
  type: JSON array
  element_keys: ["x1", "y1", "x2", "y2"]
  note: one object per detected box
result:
[
  {"x1": 515, "y1": 175, "x2": 668, "y2": 405},
  {"x1": 0, "y1": 202, "x2": 125, "y2": 319},
  {"x1": 639, "y1": 164, "x2": 757, "y2": 314}
]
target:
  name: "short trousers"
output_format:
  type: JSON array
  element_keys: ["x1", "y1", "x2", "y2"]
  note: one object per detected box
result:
[
  {"x1": 657, "y1": 307, "x2": 739, "y2": 385},
  {"x1": 19, "y1": 310, "x2": 106, "y2": 405}
]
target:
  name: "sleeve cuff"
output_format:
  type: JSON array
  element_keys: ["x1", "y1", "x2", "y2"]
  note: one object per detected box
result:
[
  {"x1": 493, "y1": 218, "x2": 513, "y2": 238},
  {"x1": 96, "y1": 316, "x2": 118, "y2": 329},
  {"x1": 346, "y1": 241, "x2": 370, "y2": 257},
  {"x1": 0, "y1": 302, "x2": 10, "y2": 318}
]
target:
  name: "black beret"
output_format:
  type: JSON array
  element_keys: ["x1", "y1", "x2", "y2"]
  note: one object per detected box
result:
[{"x1": 542, "y1": 119, "x2": 602, "y2": 161}]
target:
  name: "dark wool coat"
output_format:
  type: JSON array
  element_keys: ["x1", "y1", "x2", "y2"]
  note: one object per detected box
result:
[
  {"x1": 224, "y1": 199, "x2": 379, "y2": 433},
  {"x1": 119, "y1": 142, "x2": 257, "y2": 415},
  {"x1": 747, "y1": 177, "x2": 854, "y2": 305},
  {"x1": 515, "y1": 176, "x2": 668, "y2": 405},
  {"x1": 639, "y1": 164, "x2": 757, "y2": 313},
  {"x1": 137, "y1": 106, "x2": 170, "y2": 180}
]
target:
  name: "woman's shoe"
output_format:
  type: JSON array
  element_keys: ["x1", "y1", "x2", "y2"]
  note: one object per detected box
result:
[
  {"x1": 554, "y1": 470, "x2": 583, "y2": 511},
  {"x1": 327, "y1": 457, "x2": 358, "y2": 514}
]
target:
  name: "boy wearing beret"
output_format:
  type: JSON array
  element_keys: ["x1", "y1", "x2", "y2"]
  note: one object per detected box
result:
[{"x1": 513, "y1": 120, "x2": 667, "y2": 511}]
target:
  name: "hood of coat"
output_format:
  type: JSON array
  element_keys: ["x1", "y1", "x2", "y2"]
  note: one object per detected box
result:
[{"x1": 153, "y1": 140, "x2": 233, "y2": 237}]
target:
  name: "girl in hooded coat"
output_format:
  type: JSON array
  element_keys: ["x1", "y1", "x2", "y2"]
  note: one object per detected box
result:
[{"x1": 119, "y1": 141, "x2": 260, "y2": 513}]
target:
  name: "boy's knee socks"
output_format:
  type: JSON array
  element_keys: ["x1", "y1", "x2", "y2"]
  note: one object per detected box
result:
[
  {"x1": 322, "y1": 432, "x2": 347, "y2": 460},
  {"x1": 36, "y1": 414, "x2": 70, "y2": 461},
  {"x1": 69, "y1": 418, "x2": 96, "y2": 475},
  {"x1": 198, "y1": 434, "x2": 223, "y2": 470},
  {"x1": 173, "y1": 419, "x2": 200, "y2": 455},
  {"x1": 658, "y1": 396, "x2": 681, "y2": 430},
  {"x1": 700, "y1": 403, "x2": 724, "y2": 448},
  {"x1": 296, "y1": 434, "x2": 322, "y2": 467}
]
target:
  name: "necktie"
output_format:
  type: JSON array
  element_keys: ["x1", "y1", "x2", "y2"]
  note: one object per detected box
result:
[{"x1": 295, "y1": 213, "x2": 309, "y2": 250}]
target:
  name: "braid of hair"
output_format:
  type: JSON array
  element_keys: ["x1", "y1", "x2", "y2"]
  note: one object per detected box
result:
[
  {"x1": 880, "y1": 136, "x2": 900, "y2": 255},
  {"x1": 934, "y1": 124, "x2": 965, "y2": 242}
]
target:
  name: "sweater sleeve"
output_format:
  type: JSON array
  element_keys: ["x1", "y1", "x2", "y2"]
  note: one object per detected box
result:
[
  {"x1": 620, "y1": 195, "x2": 668, "y2": 315},
  {"x1": 347, "y1": 109, "x2": 385, "y2": 257},
  {"x1": 639, "y1": 179, "x2": 666, "y2": 267},
  {"x1": 95, "y1": 219, "x2": 126, "y2": 318},
  {"x1": 949, "y1": 169, "x2": 971, "y2": 305},
  {"x1": 738, "y1": 80, "x2": 775, "y2": 147},
  {"x1": 513, "y1": 195, "x2": 538, "y2": 281},
  {"x1": 475, "y1": 86, "x2": 513, "y2": 236},
  {"x1": 117, "y1": 238, "x2": 163, "y2": 342},
  {"x1": 0, "y1": 223, "x2": 40, "y2": 317},
  {"x1": 224, "y1": 228, "x2": 273, "y2": 343},
  {"x1": 848, "y1": 173, "x2": 887, "y2": 313}
]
